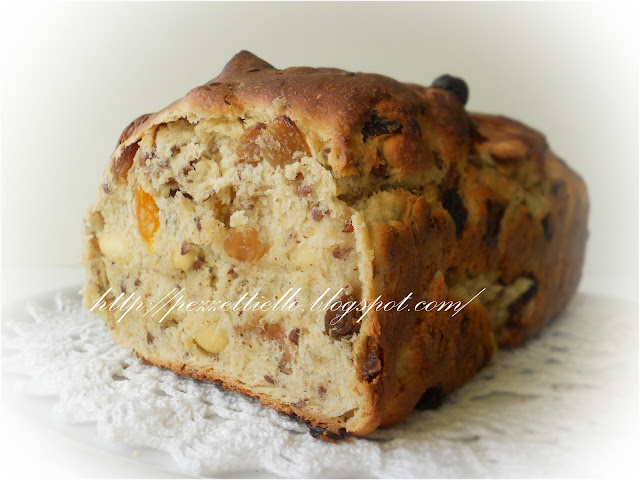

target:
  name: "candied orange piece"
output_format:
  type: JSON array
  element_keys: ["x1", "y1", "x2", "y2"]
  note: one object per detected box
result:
[
  {"x1": 135, "y1": 186, "x2": 159, "y2": 247},
  {"x1": 237, "y1": 116, "x2": 310, "y2": 168},
  {"x1": 224, "y1": 227, "x2": 265, "y2": 262}
]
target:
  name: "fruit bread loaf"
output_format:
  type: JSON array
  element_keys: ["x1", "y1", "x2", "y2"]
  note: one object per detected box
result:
[{"x1": 82, "y1": 51, "x2": 588, "y2": 440}]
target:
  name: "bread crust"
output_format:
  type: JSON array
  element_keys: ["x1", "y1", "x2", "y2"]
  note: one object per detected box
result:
[{"x1": 86, "y1": 51, "x2": 589, "y2": 439}]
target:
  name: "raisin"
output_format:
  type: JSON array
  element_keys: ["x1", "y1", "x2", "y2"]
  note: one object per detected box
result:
[
  {"x1": 181, "y1": 241, "x2": 192, "y2": 255},
  {"x1": 483, "y1": 200, "x2": 507, "y2": 247},
  {"x1": 441, "y1": 189, "x2": 467, "y2": 238},
  {"x1": 415, "y1": 384, "x2": 446, "y2": 410},
  {"x1": 307, "y1": 423, "x2": 347, "y2": 441},
  {"x1": 361, "y1": 346, "x2": 382, "y2": 382},
  {"x1": 112, "y1": 143, "x2": 139, "y2": 185},
  {"x1": 431, "y1": 74, "x2": 469, "y2": 106},
  {"x1": 264, "y1": 375, "x2": 275, "y2": 384},
  {"x1": 146, "y1": 332, "x2": 155, "y2": 345},
  {"x1": 318, "y1": 385, "x2": 326, "y2": 397},
  {"x1": 288, "y1": 328, "x2": 300, "y2": 345},
  {"x1": 224, "y1": 228, "x2": 265, "y2": 263},
  {"x1": 460, "y1": 314, "x2": 470, "y2": 335},
  {"x1": 324, "y1": 294, "x2": 361, "y2": 340},
  {"x1": 134, "y1": 278, "x2": 141, "y2": 287},
  {"x1": 370, "y1": 159, "x2": 389, "y2": 178},
  {"x1": 508, "y1": 276, "x2": 539, "y2": 318},
  {"x1": 362, "y1": 113, "x2": 402, "y2": 142},
  {"x1": 541, "y1": 214, "x2": 553, "y2": 241}
]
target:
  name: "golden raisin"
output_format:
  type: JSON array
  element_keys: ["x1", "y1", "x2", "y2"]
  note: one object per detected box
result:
[
  {"x1": 224, "y1": 227, "x2": 265, "y2": 262},
  {"x1": 112, "y1": 143, "x2": 138, "y2": 185},
  {"x1": 236, "y1": 123, "x2": 266, "y2": 165},
  {"x1": 135, "y1": 186, "x2": 160, "y2": 246},
  {"x1": 237, "y1": 116, "x2": 310, "y2": 168}
]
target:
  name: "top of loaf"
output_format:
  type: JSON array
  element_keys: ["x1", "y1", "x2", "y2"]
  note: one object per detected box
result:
[{"x1": 116, "y1": 50, "x2": 548, "y2": 182}]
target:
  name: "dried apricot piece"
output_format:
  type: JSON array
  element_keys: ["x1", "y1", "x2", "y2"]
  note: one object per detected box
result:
[
  {"x1": 135, "y1": 186, "x2": 160, "y2": 247},
  {"x1": 224, "y1": 227, "x2": 265, "y2": 262}
]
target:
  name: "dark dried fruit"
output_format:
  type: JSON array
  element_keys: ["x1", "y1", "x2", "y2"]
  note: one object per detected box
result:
[
  {"x1": 431, "y1": 74, "x2": 469, "y2": 106},
  {"x1": 321, "y1": 148, "x2": 331, "y2": 158},
  {"x1": 508, "y1": 276, "x2": 539, "y2": 318},
  {"x1": 324, "y1": 294, "x2": 362, "y2": 340},
  {"x1": 442, "y1": 189, "x2": 467, "y2": 238},
  {"x1": 288, "y1": 328, "x2": 300, "y2": 345},
  {"x1": 362, "y1": 113, "x2": 402, "y2": 142},
  {"x1": 342, "y1": 220, "x2": 354, "y2": 233},
  {"x1": 361, "y1": 346, "x2": 382, "y2": 382},
  {"x1": 415, "y1": 384, "x2": 446, "y2": 410},
  {"x1": 146, "y1": 332, "x2": 154, "y2": 345},
  {"x1": 541, "y1": 214, "x2": 553, "y2": 241},
  {"x1": 264, "y1": 375, "x2": 275, "y2": 384},
  {"x1": 307, "y1": 423, "x2": 347, "y2": 441},
  {"x1": 460, "y1": 314, "x2": 470, "y2": 335},
  {"x1": 318, "y1": 385, "x2": 326, "y2": 397},
  {"x1": 134, "y1": 278, "x2": 141, "y2": 287},
  {"x1": 483, "y1": 200, "x2": 507, "y2": 247},
  {"x1": 112, "y1": 143, "x2": 139, "y2": 185},
  {"x1": 180, "y1": 241, "x2": 192, "y2": 255}
]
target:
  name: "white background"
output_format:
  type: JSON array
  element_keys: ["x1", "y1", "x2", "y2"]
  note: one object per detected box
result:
[{"x1": 1, "y1": 1, "x2": 639, "y2": 478}]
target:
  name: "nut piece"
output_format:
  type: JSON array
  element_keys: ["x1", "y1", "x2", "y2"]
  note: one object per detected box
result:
[
  {"x1": 135, "y1": 186, "x2": 160, "y2": 246},
  {"x1": 194, "y1": 323, "x2": 229, "y2": 354},
  {"x1": 292, "y1": 244, "x2": 316, "y2": 267},
  {"x1": 172, "y1": 245, "x2": 198, "y2": 271},
  {"x1": 224, "y1": 227, "x2": 265, "y2": 262},
  {"x1": 237, "y1": 116, "x2": 311, "y2": 168},
  {"x1": 98, "y1": 232, "x2": 131, "y2": 263}
]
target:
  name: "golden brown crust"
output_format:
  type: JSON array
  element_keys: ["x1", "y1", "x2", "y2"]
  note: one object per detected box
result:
[
  {"x1": 116, "y1": 50, "x2": 469, "y2": 181},
  {"x1": 91, "y1": 51, "x2": 588, "y2": 439}
]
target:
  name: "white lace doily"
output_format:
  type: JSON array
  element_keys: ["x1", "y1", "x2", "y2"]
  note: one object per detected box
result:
[{"x1": 3, "y1": 288, "x2": 638, "y2": 477}]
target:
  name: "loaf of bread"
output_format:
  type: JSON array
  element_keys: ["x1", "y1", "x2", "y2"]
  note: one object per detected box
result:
[{"x1": 82, "y1": 51, "x2": 588, "y2": 440}]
